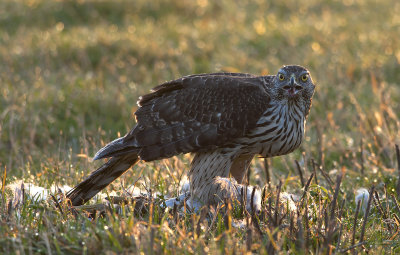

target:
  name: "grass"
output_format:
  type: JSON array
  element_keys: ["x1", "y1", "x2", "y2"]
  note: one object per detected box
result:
[{"x1": 1, "y1": 0, "x2": 400, "y2": 253}]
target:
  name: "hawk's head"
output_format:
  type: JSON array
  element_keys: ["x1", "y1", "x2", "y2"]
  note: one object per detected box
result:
[
  {"x1": 270, "y1": 65, "x2": 315, "y2": 117},
  {"x1": 273, "y1": 65, "x2": 315, "y2": 103},
  {"x1": 274, "y1": 65, "x2": 315, "y2": 100}
]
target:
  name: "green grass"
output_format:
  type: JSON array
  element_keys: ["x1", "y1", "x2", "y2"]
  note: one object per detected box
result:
[{"x1": 1, "y1": 0, "x2": 400, "y2": 253}]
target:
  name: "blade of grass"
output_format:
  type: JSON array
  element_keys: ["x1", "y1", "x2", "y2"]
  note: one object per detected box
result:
[
  {"x1": 396, "y1": 144, "x2": 400, "y2": 195},
  {"x1": 2, "y1": 166, "x2": 6, "y2": 197},
  {"x1": 295, "y1": 160, "x2": 305, "y2": 187},
  {"x1": 359, "y1": 186, "x2": 374, "y2": 242},
  {"x1": 351, "y1": 200, "x2": 361, "y2": 254}
]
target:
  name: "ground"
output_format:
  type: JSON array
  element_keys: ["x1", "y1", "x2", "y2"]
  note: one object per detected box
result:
[{"x1": 1, "y1": 0, "x2": 400, "y2": 253}]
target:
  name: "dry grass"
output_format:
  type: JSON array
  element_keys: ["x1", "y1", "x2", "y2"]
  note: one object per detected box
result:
[{"x1": 1, "y1": 0, "x2": 400, "y2": 253}]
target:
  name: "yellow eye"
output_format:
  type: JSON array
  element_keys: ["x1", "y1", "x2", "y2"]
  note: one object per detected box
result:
[
  {"x1": 279, "y1": 73, "x2": 285, "y2": 81},
  {"x1": 301, "y1": 74, "x2": 308, "y2": 82}
]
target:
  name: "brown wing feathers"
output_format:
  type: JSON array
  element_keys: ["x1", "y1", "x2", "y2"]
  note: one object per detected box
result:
[
  {"x1": 132, "y1": 75, "x2": 270, "y2": 161},
  {"x1": 138, "y1": 72, "x2": 256, "y2": 106},
  {"x1": 67, "y1": 73, "x2": 270, "y2": 205}
]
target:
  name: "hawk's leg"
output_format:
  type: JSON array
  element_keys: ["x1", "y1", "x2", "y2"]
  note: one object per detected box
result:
[
  {"x1": 188, "y1": 151, "x2": 260, "y2": 213},
  {"x1": 229, "y1": 154, "x2": 254, "y2": 184}
]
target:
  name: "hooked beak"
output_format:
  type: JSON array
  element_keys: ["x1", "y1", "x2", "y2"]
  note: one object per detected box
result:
[
  {"x1": 290, "y1": 77, "x2": 295, "y2": 86},
  {"x1": 283, "y1": 77, "x2": 303, "y2": 97}
]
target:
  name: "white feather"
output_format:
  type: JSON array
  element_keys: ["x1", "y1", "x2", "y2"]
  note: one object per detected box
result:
[{"x1": 355, "y1": 188, "x2": 369, "y2": 214}]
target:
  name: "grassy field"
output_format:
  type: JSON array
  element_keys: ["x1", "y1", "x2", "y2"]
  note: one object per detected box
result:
[{"x1": 1, "y1": 0, "x2": 400, "y2": 253}]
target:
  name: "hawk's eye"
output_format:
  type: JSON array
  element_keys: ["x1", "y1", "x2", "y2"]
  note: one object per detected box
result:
[
  {"x1": 279, "y1": 73, "x2": 285, "y2": 81},
  {"x1": 301, "y1": 74, "x2": 308, "y2": 82}
]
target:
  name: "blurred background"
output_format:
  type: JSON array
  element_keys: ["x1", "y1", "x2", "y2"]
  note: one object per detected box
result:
[{"x1": 0, "y1": 0, "x2": 400, "y2": 192}]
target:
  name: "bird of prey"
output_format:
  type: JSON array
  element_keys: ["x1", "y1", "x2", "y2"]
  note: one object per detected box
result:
[{"x1": 67, "y1": 65, "x2": 315, "y2": 210}]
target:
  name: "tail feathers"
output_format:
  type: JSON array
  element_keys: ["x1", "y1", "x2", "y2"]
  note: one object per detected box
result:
[
  {"x1": 66, "y1": 154, "x2": 139, "y2": 206},
  {"x1": 93, "y1": 137, "x2": 139, "y2": 160}
]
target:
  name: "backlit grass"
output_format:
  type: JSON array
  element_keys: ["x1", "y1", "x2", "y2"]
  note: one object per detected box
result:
[{"x1": 1, "y1": 0, "x2": 400, "y2": 253}]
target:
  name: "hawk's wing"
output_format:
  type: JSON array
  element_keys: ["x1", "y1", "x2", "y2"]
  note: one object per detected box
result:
[
  {"x1": 138, "y1": 72, "x2": 258, "y2": 105},
  {"x1": 96, "y1": 73, "x2": 273, "y2": 161}
]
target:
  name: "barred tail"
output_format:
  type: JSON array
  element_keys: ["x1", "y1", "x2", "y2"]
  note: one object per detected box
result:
[{"x1": 66, "y1": 154, "x2": 139, "y2": 206}]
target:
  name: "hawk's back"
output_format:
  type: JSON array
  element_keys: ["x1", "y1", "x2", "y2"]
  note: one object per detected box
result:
[{"x1": 96, "y1": 72, "x2": 277, "y2": 161}]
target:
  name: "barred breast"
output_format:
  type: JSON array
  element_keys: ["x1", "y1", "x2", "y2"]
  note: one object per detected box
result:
[{"x1": 237, "y1": 101, "x2": 305, "y2": 157}]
